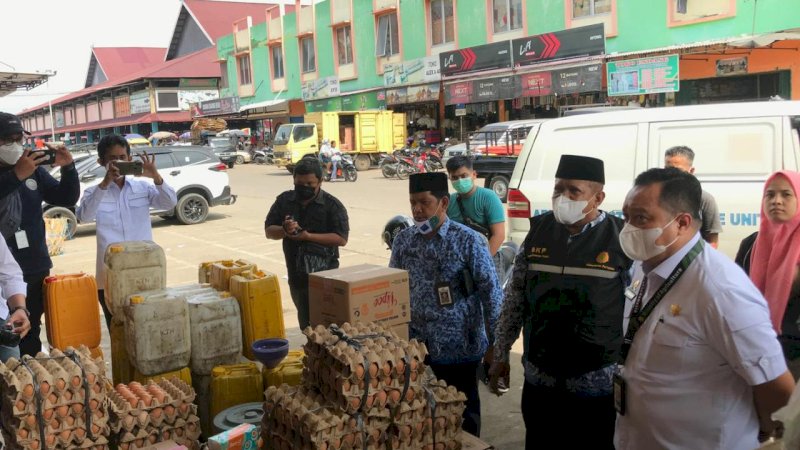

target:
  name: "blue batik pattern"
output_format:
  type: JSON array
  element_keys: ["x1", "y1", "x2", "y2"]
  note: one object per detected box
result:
[{"x1": 390, "y1": 219, "x2": 503, "y2": 364}]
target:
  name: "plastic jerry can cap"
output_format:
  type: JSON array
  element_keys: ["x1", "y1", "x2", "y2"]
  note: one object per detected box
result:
[
  {"x1": 109, "y1": 245, "x2": 124, "y2": 253},
  {"x1": 130, "y1": 296, "x2": 144, "y2": 304},
  {"x1": 212, "y1": 367, "x2": 226, "y2": 377},
  {"x1": 222, "y1": 260, "x2": 234, "y2": 267}
]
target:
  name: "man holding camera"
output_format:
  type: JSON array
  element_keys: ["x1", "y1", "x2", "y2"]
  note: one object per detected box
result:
[
  {"x1": 0, "y1": 111, "x2": 79, "y2": 357},
  {"x1": 77, "y1": 134, "x2": 177, "y2": 327}
]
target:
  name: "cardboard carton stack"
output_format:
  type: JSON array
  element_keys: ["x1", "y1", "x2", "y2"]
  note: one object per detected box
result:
[
  {"x1": 261, "y1": 322, "x2": 467, "y2": 450},
  {"x1": 0, "y1": 346, "x2": 111, "y2": 449},
  {"x1": 108, "y1": 379, "x2": 201, "y2": 450}
]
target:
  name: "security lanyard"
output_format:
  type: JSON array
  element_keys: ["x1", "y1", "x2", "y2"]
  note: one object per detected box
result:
[{"x1": 619, "y1": 239, "x2": 704, "y2": 364}]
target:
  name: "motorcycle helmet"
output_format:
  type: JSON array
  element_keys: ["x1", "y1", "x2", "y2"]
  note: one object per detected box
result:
[{"x1": 382, "y1": 215, "x2": 414, "y2": 250}]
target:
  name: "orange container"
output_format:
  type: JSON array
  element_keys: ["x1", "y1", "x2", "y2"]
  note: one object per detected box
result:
[
  {"x1": 210, "y1": 260, "x2": 257, "y2": 291},
  {"x1": 43, "y1": 273, "x2": 101, "y2": 351}
]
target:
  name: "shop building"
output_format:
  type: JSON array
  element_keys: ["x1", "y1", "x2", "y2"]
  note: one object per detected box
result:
[
  {"x1": 214, "y1": 0, "x2": 800, "y2": 144},
  {"x1": 16, "y1": 0, "x2": 275, "y2": 143}
]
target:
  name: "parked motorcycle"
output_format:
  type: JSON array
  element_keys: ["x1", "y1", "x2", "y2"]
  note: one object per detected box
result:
[
  {"x1": 253, "y1": 146, "x2": 273, "y2": 165},
  {"x1": 379, "y1": 151, "x2": 402, "y2": 178},
  {"x1": 396, "y1": 150, "x2": 428, "y2": 180},
  {"x1": 423, "y1": 146, "x2": 444, "y2": 172}
]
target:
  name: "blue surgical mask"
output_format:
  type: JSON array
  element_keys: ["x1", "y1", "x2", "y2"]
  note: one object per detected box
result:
[
  {"x1": 451, "y1": 178, "x2": 474, "y2": 195},
  {"x1": 414, "y1": 202, "x2": 443, "y2": 235}
]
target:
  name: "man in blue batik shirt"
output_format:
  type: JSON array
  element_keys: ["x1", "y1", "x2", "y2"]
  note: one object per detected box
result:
[{"x1": 389, "y1": 172, "x2": 502, "y2": 438}]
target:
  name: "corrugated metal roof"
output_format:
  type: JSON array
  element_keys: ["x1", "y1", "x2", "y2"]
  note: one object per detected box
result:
[
  {"x1": 87, "y1": 47, "x2": 167, "y2": 88},
  {"x1": 20, "y1": 47, "x2": 220, "y2": 115},
  {"x1": 605, "y1": 37, "x2": 743, "y2": 59}
]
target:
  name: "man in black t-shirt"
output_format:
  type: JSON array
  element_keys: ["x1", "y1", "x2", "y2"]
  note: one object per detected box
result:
[{"x1": 264, "y1": 159, "x2": 349, "y2": 329}]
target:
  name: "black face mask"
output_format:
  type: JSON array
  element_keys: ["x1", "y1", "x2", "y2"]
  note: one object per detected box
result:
[{"x1": 295, "y1": 184, "x2": 317, "y2": 201}]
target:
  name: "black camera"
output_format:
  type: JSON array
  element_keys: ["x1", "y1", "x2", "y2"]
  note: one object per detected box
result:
[{"x1": 0, "y1": 319, "x2": 20, "y2": 347}]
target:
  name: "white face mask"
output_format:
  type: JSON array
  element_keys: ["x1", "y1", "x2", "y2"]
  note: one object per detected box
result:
[
  {"x1": 619, "y1": 217, "x2": 679, "y2": 261},
  {"x1": 0, "y1": 142, "x2": 23, "y2": 166},
  {"x1": 552, "y1": 194, "x2": 590, "y2": 225}
]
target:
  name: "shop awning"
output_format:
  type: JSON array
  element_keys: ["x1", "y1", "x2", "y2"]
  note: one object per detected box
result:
[
  {"x1": 607, "y1": 31, "x2": 800, "y2": 59},
  {"x1": 239, "y1": 99, "x2": 289, "y2": 118}
]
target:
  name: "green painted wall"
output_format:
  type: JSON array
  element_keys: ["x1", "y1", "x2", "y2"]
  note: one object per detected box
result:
[{"x1": 218, "y1": 0, "x2": 800, "y2": 99}]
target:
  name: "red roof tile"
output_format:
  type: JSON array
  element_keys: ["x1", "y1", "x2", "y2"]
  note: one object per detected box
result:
[
  {"x1": 185, "y1": 0, "x2": 271, "y2": 41},
  {"x1": 20, "y1": 47, "x2": 220, "y2": 115},
  {"x1": 91, "y1": 47, "x2": 167, "y2": 83}
]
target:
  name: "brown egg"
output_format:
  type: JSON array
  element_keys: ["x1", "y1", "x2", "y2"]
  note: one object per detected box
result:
[
  {"x1": 62, "y1": 390, "x2": 73, "y2": 401},
  {"x1": 89, "y1": 399, "x2": 99, "y2": 411},
  {"x1": 178, "y1": 403, "x2": 189, "y2": 414},
  {"x1": 150, "y1": 407, "x2": 163, "y2": 420},
  {"x1": 40, "y1": 381, "x2": 50, "y2": 395},
  {"x1": 18, "y1": 428, "x2": 29, "y2": 439},
  {"x1": 59, "y1": 430, "x2": 71, "y2": 442},
  {"x1": 71, "y1": 376, "x2": 82, "y2": 388},
  {"x1": 86, "y1": 373, "x2": 96, "y2": 384},
  {"x1": 164, "y1": 405, "x2": 175, "y2": 417},
  {"x1": 64, "y1": 415, "x2": 75, "y2": 427},
  {"x1": 139, "y1": 393, "x2": 152, "y2": 407},
  {"x1": 92, "y1": 383, "x2": 101, "y2": 394},
  {"x1": 148, "y1": 434, "x2": 158, "y2": 444},
  {"x1": 174, "y1": 427, "x2": 184, "y2": 437},
  {"x1": 22, "y1": 383, "x2": 34, "y2": 398},
  {"x1": 120, "y1": 443, "x2": 129, "y2": 450},
  {"x1": 355, "y1": 364, "x2": 365, "y2": 379},
  {"x1": 55, "y1": 379, "x2": 66, "y2": 391},
  {"x1": 42, "y1": 408, "x2": 54, "y2": 420},
  {"x1": 395, "y1": 359, "x2": 405, "y2": 375},
  {"x1": 134, "y1": 439, "x2": 144, "y2": 447},
  {"x1": 15, "y1": 399, "x2": 26, "y2": 412},
  {"x1": 72, "y1": 403, "x2": 84, "y2": 414},
  {"x1": 389, "y1": 390, "x2": 401, "y2": 404},
  {"x1": 29, "y1": 440, "x2": 40, "y2": 450},
  {"x1": 25, "y1": 414, "x2": 36, "y2": 427},
  {"x1": 56, "y1": 405, "x2": 69, "y2": 418},
  {"x1": 91, "y1": 423, "x2": 101, "y2": 434},
  {"x1": 369, "y1": 362, "x2": 379, "y2": 379},
  {"x1": 47, "y1": 393, "x2": 57, "y2": 404},
  {"x1": 45, "y1": 434, "x2": 56, "y2": 448},
  {"x1": 126, "y1": 396, "x2": 137, "y2": 408}
]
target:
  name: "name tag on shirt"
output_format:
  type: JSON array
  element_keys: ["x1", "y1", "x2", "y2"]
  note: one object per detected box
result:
[
  {"x1": 625, "y1": 287, "x2": 636, "y2": 300},
  {"x1": 15, "y1": 230, "x2": 29, "y2": 249}
]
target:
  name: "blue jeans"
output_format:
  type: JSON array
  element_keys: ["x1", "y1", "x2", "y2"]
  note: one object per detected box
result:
[{"x1": 331, "y1": 160, "x2": 340, "y2": 180}]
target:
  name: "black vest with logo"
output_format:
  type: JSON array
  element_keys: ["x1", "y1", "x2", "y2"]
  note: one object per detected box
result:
[{"x1": 524, "y1": 212, "x2": 631, "y2": 378}]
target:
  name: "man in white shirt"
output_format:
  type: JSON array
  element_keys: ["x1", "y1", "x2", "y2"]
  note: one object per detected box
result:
[
  {"x1": 0, "y1": 236, "x2": 29, "y2": 362},
  {"x1": 615, "y1": 167, "x2": 794, "y2": 450},
  {"x1": 77, "y1": 134, "x2": 177, "y2": 327},
  {"x1": 330, "y1": 140, "x2": 342, "y2": 181}
]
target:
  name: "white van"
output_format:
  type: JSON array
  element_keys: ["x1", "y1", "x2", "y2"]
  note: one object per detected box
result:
[{"x1": 507, "y1": 101, "x2": 800, "y2": 257}]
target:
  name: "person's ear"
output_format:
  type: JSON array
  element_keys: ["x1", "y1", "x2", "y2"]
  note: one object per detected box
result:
[
  {"x1": 689, "y1": 167, "x2": 696, "y2": 175},
  {"x1": 677, "y1": 212, "x2": 693, "y2": 231},
  {"x1": 594, "y1": 190, "x2": 606, "y2": 208}
]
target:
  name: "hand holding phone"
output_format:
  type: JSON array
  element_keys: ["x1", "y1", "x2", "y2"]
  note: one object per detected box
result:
[
  {"x1": 115, "y1": 160, "x2": 144, "y2": 176},
  {"x1": 31, "y1": 149, "x2": 56, "y2": 165}
]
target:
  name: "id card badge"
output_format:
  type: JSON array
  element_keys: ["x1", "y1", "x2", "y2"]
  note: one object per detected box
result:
[
  {"x1": 613, "y1": 373, "x2": 626, "y2": 416},
  {"x1": 436, "y1": 282, "x2": 453, "y2": 307},
  {"x1": 14, "y1": 230, "x2": 29, "y2": 250}
]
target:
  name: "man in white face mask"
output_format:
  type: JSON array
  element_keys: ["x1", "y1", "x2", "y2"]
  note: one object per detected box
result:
[
  {"x1": 614, "y1": 168, "x2": 793, "y2": 450},
  {"x1": 490, "y1": 154, "x2": 631, "y2": 450},
  {"x1": 0, "y1": 112, "x2": 79, "y2": 357}
]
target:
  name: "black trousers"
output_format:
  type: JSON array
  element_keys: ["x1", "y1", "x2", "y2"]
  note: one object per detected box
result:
[
  {"x1": 521, "y1": 381, "x2": 615, "y2": 450},
  {"x1": 429, "y1": 360, "x2": 481, "y2": 437},
  {"x1": 98, "y1": 290, "x2": 112, "y2": 330},
  {"x1": 19, "y1": 271, "x2": 49, "y2": 357},
  {"x1": 288, "y1": 276, "x2": 310, "y2": 331}
]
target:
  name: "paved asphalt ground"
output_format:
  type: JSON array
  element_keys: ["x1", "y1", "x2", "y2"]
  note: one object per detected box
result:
[{"x1": 43, "y1": 162, "x2": 526, "y2": 448}]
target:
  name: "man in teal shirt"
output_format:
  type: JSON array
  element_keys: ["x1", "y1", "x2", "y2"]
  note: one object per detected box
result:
[{"x1": 446, "y1": 156, "x2": 506, "y2": 256}]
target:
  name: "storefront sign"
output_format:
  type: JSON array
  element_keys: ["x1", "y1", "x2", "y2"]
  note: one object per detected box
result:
[
  {"x1": 302, "y1": 77, "x2": 341, "y2": 101},
  {"x1": 607, "y1": 54, "x2": 680, "y2": 96},
  {"x1": 130, "y1": 91, "x2": 151, "y2": 114},
  {"x1": 384, "y1": 57, "x2": 441, "y2": 87},
  {"x1": 440, "y1": 41, "x2": 512, "y2": 77},
  {"x1": 114, "y1": 96, "x2": 131, "y2": 118},
  {"x1": 445, "y1": 82, "x2": 474, "y2": 105},
  {"x1": 341, "y1": 91, "x2": 386, "y2": 110},
  {"x1": 520, "y1": 72, "x2": 553, "y2": 96},
  {"x1": 386, "y1": 83, "x2": 440, "y2": 105},
  {"x1": 473, "y1": 76, "x2": 519, "y2": 102},
  {"x1": 552, "y1": 64, "x2": 603, "y2": 95},
  {"x1": 305, "y1": 97, "x2": 342, "y2": 113},
  {"x1": 191, "y1": 96, "x2": 241, "y2": 117},
  {"x1": 716, "y1": 57, "x2": 748, "y2": 76},
  {"x1": 179, "y1": 78, "x2": 218, "y2": 88},
  {"x1": 179, "y1": 90, "x2": 219, "y2": 111},
  {"x1": 512, "y1": 24, "x2": 605, "y2": 68}
]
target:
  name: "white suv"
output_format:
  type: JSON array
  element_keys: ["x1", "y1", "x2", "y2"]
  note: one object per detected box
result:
[{"x1": 44, "y1": 146, "x2": 236, "y2": 238}]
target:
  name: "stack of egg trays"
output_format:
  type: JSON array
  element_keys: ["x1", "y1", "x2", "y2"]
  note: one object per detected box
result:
[
  {"x1": 107, "y1": 378, "x2": 201, "y2": 450},
  {"x1": 302, "y1": 322, "x2": 428, "y2": 416},
  {"x1": 0, "y1": 346, "x2": 111, "y2": 449},
  {"x1": 262, "y1": 384, "x2": 392, "y2": 450}
]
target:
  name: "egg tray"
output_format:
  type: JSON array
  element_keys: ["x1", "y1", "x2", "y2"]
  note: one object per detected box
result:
[
  {"x1": 108, "y1": 379, "x2": 198, "y2": 433},
  {"x1": 2, "y1": 408, "x2": 109, "y2": 438},
  {"x1": 115, "y1": 415, "x2": 201, "y2": 449},
  {"x1": 302, "y1": 323, "x2": 427, "y2": 415},
  {"x1": 0, "y1": 347, "x2": 110, "y2": 448},
  {"x1": 262, "y1": 385, "x2": 391, "y2": 450},
  {"x1": 1, "y1": 426, "x2": 111, "y2": 450}
]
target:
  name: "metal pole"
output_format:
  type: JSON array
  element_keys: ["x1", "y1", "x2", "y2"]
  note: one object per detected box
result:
[{"x1": 48, "y1": 99, "x2": 55, "y2": 141}]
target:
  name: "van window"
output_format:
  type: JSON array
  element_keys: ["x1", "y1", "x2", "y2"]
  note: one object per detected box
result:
[
  {"x1": 651, "y1": 120, "x2": 777, "y2": 177},
  {"x1": 174, "y1": 150, "x2": 213, "y2": 166},
  {"x1": 293, "y1": 125, "x2": 315, "y2": 142},
  {"x1": 537, "y1": 124, "x2": 638, "y2": 183}
]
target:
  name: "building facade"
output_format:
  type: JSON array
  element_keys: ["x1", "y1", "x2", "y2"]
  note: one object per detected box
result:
[{"x1": 215, "y1": 0, "x2": 800, "y2": 141}]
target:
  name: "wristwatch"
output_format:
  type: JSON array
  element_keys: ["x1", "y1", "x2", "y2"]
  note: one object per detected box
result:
[{"x1": 9, "y1": 306, "x2": 30, "y2": 318}]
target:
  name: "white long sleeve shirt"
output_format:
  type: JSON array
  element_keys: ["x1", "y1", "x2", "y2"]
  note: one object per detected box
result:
[
  {"x1": 76, "y1": 177, "x2": 177, "y2": 289},
  {"x1": 0, "y1": 237, "x2": 26, "y2": 320}
]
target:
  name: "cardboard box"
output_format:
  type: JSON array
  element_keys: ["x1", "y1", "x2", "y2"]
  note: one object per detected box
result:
[
  {"x1": 207, "y1": 423, "x2": 260, "y2": 450},
  {"x1": 309, "y1": 264, "x2": 411, "y2": 335},
  {"x1": 461, "y1": 432, "x2": 494, "y2": 450}
]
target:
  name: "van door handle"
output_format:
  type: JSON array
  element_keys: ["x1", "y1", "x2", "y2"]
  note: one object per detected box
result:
[{"x1": 170, "y1": 170, "x2": 181, "y2": 176}]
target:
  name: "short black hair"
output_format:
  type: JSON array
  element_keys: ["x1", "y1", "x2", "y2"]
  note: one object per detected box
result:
[
  {"x1": 431, "y1": 190, "x2": 449, "y2": 201},
  {"x1": 664, "y1": 146, "x2": 695, "y2": 163},
  {"x1": 446, "y1": 155, "x2": 472, "y2": 173},
  {"x1": 634, "y1": 168, "x2": 702, "y2": 222},
  {"x1": 97, "y1": 134, "x2": 130, "y2": 160},
  {"x1": 293, "y1": 158, "x2": 322, "y2": 180}
]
